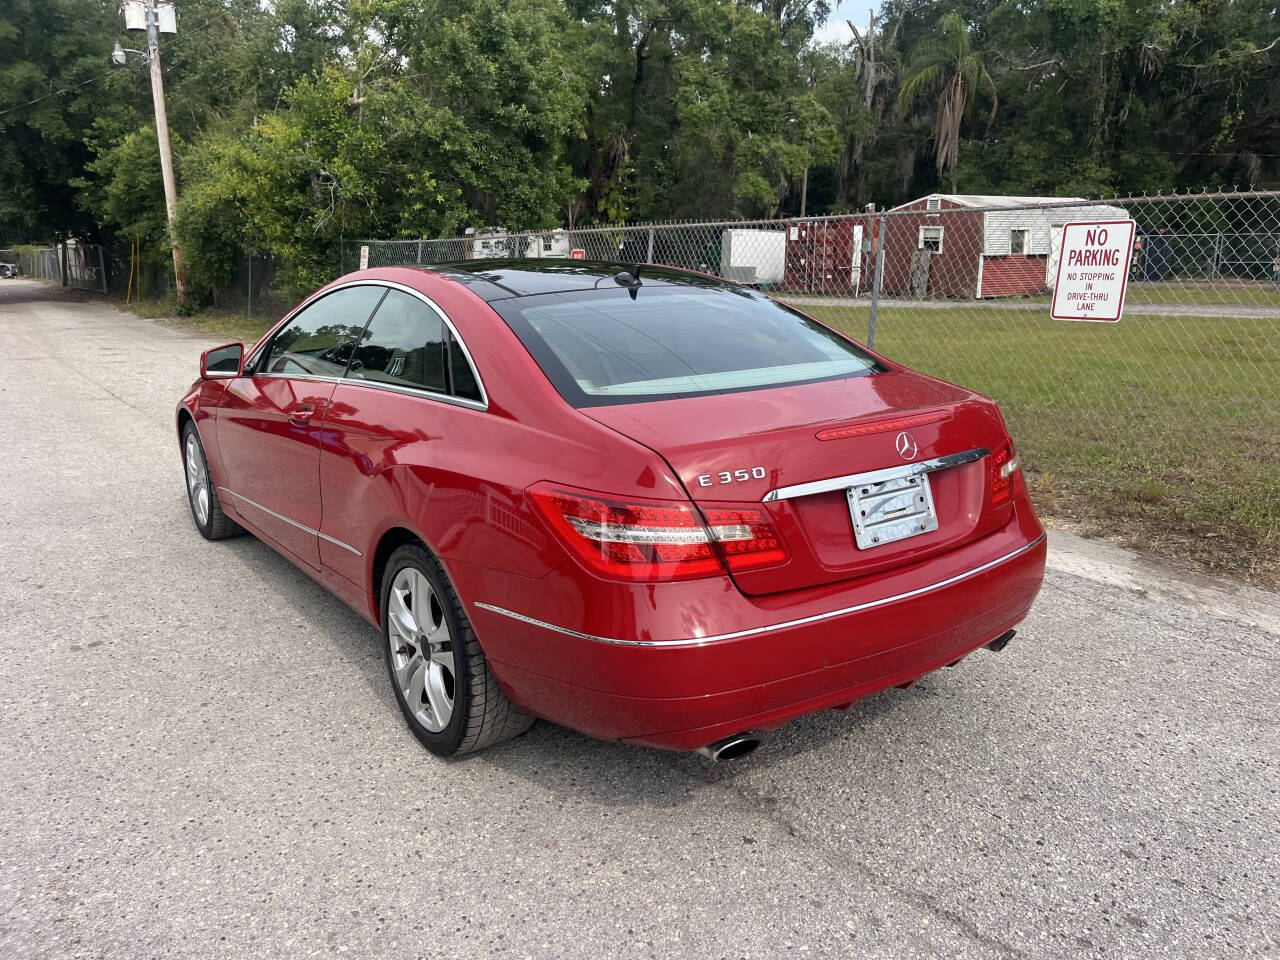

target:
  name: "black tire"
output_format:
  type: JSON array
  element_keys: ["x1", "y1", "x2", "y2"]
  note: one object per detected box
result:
[
  {"x1": 381, "y1": 543, "x2": 534, "y2": 757},
  {"x1": 181, "y1": 421, "x2": 242, "y2": 540}
]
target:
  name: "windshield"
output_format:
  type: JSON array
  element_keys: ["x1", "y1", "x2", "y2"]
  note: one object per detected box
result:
[{"x1": 493, "y1": 286, "x2": 882, "y2": 407}]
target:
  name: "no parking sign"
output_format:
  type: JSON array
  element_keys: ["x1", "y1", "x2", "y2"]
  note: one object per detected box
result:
[{"x1": 1051, "y1": 221, "x2": 1136, "y2": 322}]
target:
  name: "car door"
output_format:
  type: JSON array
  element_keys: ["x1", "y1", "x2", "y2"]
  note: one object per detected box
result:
[
  {"x1": 317, "y1": 287, "x2": 487, "y2": 585},
  {"x1": 214, "y1": 284, "x2": 387, "y2": 568}
]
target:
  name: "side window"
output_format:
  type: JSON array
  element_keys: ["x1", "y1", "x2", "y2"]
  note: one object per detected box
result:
[
  {"x1": 348, "y1": 290, "x2": 448, "y2": 393},
  {"x1": 1010, "y1": 229, "x2": 1029, "y2": 255},
  {"x1": 261, "y1": 286, "x2": 385, "y2": 378}
]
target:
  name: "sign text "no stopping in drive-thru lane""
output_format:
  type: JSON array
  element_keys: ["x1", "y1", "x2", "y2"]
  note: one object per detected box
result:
[{"x1": 1051, "y1": 220, "x2": 1136, "y2": 323}]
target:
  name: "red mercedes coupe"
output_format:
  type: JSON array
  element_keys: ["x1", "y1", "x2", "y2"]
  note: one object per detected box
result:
[{"x1": 177, "y1": 262, "x2": 1045, "y2": 760}]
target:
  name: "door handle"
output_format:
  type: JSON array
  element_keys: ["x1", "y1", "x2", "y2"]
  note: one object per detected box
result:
[{"x1": 288, "y1": 403, "x2": 316, "y2": 425}]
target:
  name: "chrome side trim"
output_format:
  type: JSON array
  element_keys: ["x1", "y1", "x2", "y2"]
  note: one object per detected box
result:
[
  {"x1": 762, "y1": 447, "x2": 989, "y2": 502},
  {"x1": 217, "y1": 487, "x2": 363, "y2": 557},
  {"x1": 475, "y1": 531, "x2": 1044, "y2": 648},
  {"x1": 245, "y1": 279, "x2": 490, "y2": 411},
  {"x1": 340, "y1": 377, "x2": 488, "y2": 411},
  {"x1": 317, "y1": 530, "x2": 364, "y2": 557}
]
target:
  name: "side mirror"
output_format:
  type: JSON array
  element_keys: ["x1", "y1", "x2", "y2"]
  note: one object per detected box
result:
[{"x1": 201, "y1": 342, "x2": 245, "y2": 379}]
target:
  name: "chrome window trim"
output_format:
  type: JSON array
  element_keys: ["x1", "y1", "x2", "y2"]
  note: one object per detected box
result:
[
  {"x1": 218, "y1": 486, "x2": 363, "y2": 557},
  {"x1": 247, "y1": 279, "x2": 490, "y2": 411},
  {"x1": 340, "y1": 376, "x2": 488, "y2": 411},
  {"x1": 250, "y1": 371, "x2": 488, "y2": 412},
  {"x1": 252, "y1": 372, "x2": 344, "y2": 384},
  {"x1": 474, "y1": 531, "x2": 1044, "y2": 648},
  {"x1": 762, "y1": 447, "x2": 989, "y2": 503}
]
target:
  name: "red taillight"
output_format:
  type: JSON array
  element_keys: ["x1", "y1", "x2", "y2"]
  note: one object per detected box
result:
[
  {"x1": 527, "y1": 483, "x2": 787, "y2": 581},
  {"x1": 702, "y1": 505, "x2": 789, "y2": 573},
  {"x1": 990, "y1": 442, "x2": 1025, "y2": 505}
]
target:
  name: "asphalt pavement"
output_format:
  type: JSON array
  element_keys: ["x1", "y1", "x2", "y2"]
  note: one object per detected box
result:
[{"x1": 1, "y1": 279, "x2": 1276, "y2": 959}]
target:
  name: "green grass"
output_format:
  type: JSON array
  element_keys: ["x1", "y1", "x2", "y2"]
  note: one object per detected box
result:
[
  {"x1": 887, "y1": 282, "x2": 1280, "y2": 310},
  {"x1": 120, "y1": 297, "x2": 275, "y2": 344},
  {"x1": 1123, "y1": 282, "x2": 1280, "y2": 309},
  {"x1": 162, "y1": 310, "x2": 276, "y2": 344},
  {"x1": 808, "y1": 303, "x2": 1280, "y2": 583}
]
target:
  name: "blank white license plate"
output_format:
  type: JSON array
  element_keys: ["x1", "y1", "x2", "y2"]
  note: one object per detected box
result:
[{"x1": 847, "y1": 470, "x2": 938, "y2": 549}]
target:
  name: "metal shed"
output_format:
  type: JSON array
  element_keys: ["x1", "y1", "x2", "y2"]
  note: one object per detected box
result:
[{"x1": 882, "y1": 194, "x2": 1128, "y2": 299}]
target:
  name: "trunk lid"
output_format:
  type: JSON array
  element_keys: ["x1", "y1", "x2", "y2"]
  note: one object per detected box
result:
[{"x1": 582, "y1": 370, "x2": 1013, "y2": 595}]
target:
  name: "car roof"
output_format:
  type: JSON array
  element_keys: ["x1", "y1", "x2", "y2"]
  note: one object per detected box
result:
[{"x1": 405, "y1": 259, "x2": 725, "y2": 302}]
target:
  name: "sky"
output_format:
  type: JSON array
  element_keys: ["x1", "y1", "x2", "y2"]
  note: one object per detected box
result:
[{"x1": 812, "y1": 1, "x2": 876, "y2": 46}]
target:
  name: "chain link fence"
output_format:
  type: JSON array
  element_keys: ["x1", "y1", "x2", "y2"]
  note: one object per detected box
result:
[
  {"x1": 1, "y1": 242, "x2": 108, "y2": 291},
  {"x1": 343, "y1": 192, "x2": 1280, "y2": 566}
]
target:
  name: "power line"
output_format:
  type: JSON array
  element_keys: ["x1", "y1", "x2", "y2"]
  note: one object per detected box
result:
[
  {"x1": 0, "y1": 15, "x2": 224, "y2": 119},
  {"x1": 0, "y1": 69, "x2": 117, "y2": 118}
]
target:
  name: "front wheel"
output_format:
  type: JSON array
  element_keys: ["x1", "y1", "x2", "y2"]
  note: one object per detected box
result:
[
  {"x1": 381, "y1": 543, "x2": 533, "y2": 756},
  {"x1": 182, "y1": 422, "x2": 241, "y2": 540}
]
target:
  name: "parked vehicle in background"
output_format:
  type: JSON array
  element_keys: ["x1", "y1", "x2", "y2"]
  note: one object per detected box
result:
[
  {"x1": 176, "y1": 260, "x2": 1046, "y2": 760},
  {"x1": 0, "y1": 261, "x2": 19, "y2": 279}
]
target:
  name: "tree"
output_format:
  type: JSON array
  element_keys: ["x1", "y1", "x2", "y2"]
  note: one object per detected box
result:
[
  {"x1": 0, "y1": 0, "x2": 119, "y2": 244},
  {"x1": 4, "y1": 0, "x2": 1277, "y2": 300},
  {"x1": 895, "y1": 11, "x2": 995, "y2": 188},
  {"x1": 171, "y1": 0, "x2": 587, "y2": 301}
]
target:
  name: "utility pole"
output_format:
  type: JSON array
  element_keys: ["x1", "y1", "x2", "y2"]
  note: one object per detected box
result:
[
  {"x1": 143, "y1": 0, "x2": 184, "y2": 299},
  {"x1": 117, "y1": 1, "x2": 183, "y2": 299}
]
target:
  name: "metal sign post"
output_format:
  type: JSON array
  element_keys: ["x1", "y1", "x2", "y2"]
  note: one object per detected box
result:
[{"x1": 867, "y1": 213, "x2": 887, "y2": 349}]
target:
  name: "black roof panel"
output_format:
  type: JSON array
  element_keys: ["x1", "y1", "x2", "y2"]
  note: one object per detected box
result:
[{"x1": 412, "y1": 259, "x2": 726, "y2": 301}]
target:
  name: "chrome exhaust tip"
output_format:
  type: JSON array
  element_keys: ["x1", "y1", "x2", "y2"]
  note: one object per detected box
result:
[{"x1": 695, "y1": 733, "x2": 760, "y2": 762}]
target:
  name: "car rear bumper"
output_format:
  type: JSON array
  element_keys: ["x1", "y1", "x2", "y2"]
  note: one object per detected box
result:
[{"x1": 465, "y1": 499, "x2": 1046, "y2": 751}]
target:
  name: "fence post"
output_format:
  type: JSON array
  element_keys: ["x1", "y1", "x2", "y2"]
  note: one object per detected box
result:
[
  {"x1": 60, "y1": 242, "x2": 69, "y2": 287},
  {"x1": 247, "y1": 251, "x2": 253, "y2": 320},
  {"x1": 647, "y1": 228, "x2": 655, "y2": 264},
  {"x1": 416, "y1": 241, "x2": 423, "y2": 264},
  {"x1": 96, "y1": 244, "x2": 107, "y2": 293},
  {"x1": 867, "y1": 213, "x2": 887, "y2": 350}
]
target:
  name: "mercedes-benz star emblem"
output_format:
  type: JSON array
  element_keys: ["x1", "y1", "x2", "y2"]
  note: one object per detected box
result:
[{"x1": 895, "y1": 431, "x2": 919, "y2": 461}]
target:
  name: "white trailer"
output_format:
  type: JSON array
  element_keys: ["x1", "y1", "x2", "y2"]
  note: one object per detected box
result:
[
  {"x1": 721, "y1": 228, "x2": 786, "y2": 285},
  {"x1": 519, "y1": 230, "x2": 573, "y2": 259},
  {"x1": 467, "y1": 228, "x2": 513, "y2": 259}
]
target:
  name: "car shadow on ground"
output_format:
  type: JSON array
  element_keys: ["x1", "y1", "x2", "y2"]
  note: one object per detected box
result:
[
  {"x1": 207, "y1": 524, "x2": 959, "y2": 810},
  {"x1": 480, "y1": 683, "x2": 935, "y2": 799}
]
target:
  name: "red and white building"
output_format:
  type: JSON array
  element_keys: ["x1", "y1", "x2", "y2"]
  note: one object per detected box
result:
[{"x1": 783, "y1": 194, "x2": 1128, "y2": 299}]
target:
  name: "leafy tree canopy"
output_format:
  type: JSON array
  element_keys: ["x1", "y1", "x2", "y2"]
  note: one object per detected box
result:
[{"x1": 0, "y1": 0, "x2": 1274, "y2": 301}]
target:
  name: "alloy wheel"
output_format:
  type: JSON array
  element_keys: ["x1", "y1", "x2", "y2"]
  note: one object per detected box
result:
[
  {"x1": 387, "y1": 567, "x2": 455, "y2": 732},
  {"x1": 185, "y1": 434, "x2": 210, "y2": 526}
]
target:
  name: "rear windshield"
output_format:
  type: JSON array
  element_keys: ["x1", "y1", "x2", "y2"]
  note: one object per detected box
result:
[{"x1": 493, "y1": 286, "x2": 883, "y2": 407}]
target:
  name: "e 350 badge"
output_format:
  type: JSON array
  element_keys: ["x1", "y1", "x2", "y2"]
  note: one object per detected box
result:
[{"x1": 697, "y1": 466, "x2": 767, "y2": 487}]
